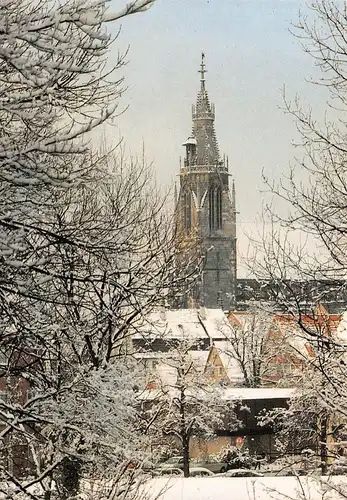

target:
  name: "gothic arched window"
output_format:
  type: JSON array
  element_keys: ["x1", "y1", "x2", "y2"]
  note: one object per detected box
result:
[
  {"x1": 209, "y1": 186, "x2": 222, "y2": 231},
  {"x1": 209, "y1": 188, "x2": 215, "y2": 231},
  {"x1": 216, "y1": 187, "x2": 222, "y2": 230}
]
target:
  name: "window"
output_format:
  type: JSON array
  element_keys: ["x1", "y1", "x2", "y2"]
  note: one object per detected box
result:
[
  {"x1": 144, "y1": 358, "x2": 159, "y2": 372},
  {"x1": 209, "y1": 188, "x2": 215, "y2": 230},
  {"x1": 216, "y1": 187, "x2": 222, "y2": 229},
  {"x1": 209, "y1": 187, "x2": 222, "y2": 231},
  {"x1": 215, "y1": 366, "x2": 224, "y2": 377}
]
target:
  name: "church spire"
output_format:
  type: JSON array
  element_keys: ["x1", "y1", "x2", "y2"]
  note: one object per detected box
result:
[
  {"x1": 176, "y1": 56, "x2": 237, "y2": 310},
  {"x1": 192, "y1": 53, "x2": 220, "y2": 166}
]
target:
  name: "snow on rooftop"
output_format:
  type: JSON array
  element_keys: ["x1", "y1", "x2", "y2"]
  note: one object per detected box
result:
[
  {"x1": 159, "y1": 351, "x2": 209, "y2": 388},
  {"x1": 187, "y1": 350, "x2": 209, "y2": 371},
  {"x1": 141, "y1": 476, "x2": 347, "y2": 500},
  {"x1": 133, "y1": 351, "x2": 173, "y2": 360},
  {"x1": 133, "y1": 308, "x2": 228, "y2": 341},
  {"x1": 222, "y1": 387, "x2": 295, "y2": 401},
  {"x1": 199, "y1": 308, "x2": 230, "y2": 340},
  {"x1": 135, "y1": 349, "x2": 210, "y2": 392},
  {"x1": 138, "y1": 386, "x2": 296, "y2": 402},
  {"x1": 155, "y1": 363, "x2": 177, "y2": 388}
]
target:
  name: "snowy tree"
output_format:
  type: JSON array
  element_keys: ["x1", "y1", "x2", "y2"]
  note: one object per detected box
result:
[
  {"x1": 0, "y1": 0, "x2": 157, "y2": 296},
  {"x1": 243, "y1": 1, "x2": 347, "y2": 479},
  {"x1": 0, "y1": 0, "x2": 202, "y2": 498},
  {"x1": 139, "y1": 339, "x2": 239, "y2": 478},
  {"x1": 0, "y1": 149, "x2": 199, "y2": 498},
  {"x1": 257, "y1": 315, "x2": 347, "y2": 474},
  {"x1": 259, "y1": 371, "x2": 324, "y2": 473},
  {"x1": 219, "y1": 307, "x2": 275, "y2": 388},
  {"x1": 218, "y1": 306, "x2": 305, "y2": 388},
  {"x1": 249, "y1": 0, "x2": 347, "y2": 313}
]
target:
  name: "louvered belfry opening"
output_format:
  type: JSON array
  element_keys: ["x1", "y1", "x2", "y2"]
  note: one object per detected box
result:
[
  {"x1": 216, "y1": 187, "x2": 222, "y2": 230},
  {"x1": 209, "y1": 188, "x2": 215, "y2": 231},
  {"x1": 209, "y1": 187, "x2": 222, "y2": 232}
]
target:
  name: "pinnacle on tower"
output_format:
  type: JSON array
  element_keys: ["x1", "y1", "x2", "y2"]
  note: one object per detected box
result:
[{"x1": 199, "y1": 52, "x2": 207, "y2": 91}]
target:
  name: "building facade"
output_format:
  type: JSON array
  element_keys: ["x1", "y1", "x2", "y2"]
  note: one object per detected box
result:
[{"x1": 176, "y1": 54, "x2": 237, "y2": 310}]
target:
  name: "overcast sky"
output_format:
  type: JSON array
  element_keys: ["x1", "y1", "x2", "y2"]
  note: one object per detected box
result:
[{"x1": 104, "y1": 0, "x2": 326, "y2": 275}]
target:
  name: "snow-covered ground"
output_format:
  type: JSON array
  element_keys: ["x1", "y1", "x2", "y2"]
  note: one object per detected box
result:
[{"x1": 141, "y1": 476, "x2": 347, "y2": 500}]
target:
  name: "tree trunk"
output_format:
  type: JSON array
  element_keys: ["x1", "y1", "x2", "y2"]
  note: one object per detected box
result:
[
  {"x1": 182, "y1": 433, "x2": 190, "y2": 478},
  {"x1": 179, "y1": 384, "x2": 190, "y2": 477},
  {"x1": 59, "y1": 457, "x2": 82, "y2": 500},
  {"x1": 320, "y1": 414, "x2": 328, "y2": 475}
]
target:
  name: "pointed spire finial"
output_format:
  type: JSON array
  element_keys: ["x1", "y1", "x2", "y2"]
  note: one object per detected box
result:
[{"x1": 198, "y1": 52, "x2": 207, "y2": 90}]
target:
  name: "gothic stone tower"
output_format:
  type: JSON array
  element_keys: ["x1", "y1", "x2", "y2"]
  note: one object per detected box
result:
[{"x1": 176, "y1": 54, "x2": 237, "y2": 310}]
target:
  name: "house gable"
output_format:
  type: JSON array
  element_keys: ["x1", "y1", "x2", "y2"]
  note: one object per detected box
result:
[{"x1": 205, "y1": 345, "x2": 231, "y2": 384}]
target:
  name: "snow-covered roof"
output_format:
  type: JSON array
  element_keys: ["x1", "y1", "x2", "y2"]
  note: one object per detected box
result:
[
  {"x1": 188, "y1": 350, "x2": 210, "y2": 371},
  {"x1": 133, "y1": 308, "x2": 228, "y2": 341},
  {"x1": 137, "y1": 349, "x2": 210, "y2": 391},
  {"x1": 182, "y1": 136, "x2": 197, "y2": 146},
  {"x1": 138, "y1": 387, "x2": 295, "y2": 403},
  {"x1": 200, "y1": 309, "x2": 231, "y2": 340},
  {"x1": 155, "y1": 363, "x2": 177, "y2": 388},
  {"x1": 133, "y1": 351, "x2": 172, "y2": 360},
  {"x1": 141, "y1": 476, "x2": 347, "y2": 500},
  {"x1": 155, "y1": 350, "x2": 209, "y2": 388},
  {"x1": 222, "y1": 387, "x2": 295, "y2": 401}
]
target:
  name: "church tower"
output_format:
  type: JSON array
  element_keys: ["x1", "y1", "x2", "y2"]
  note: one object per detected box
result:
[{"x1": 176, "y1": 54, "x2": 237, "y2": 310}]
